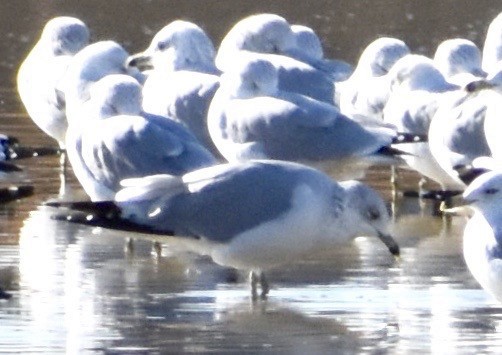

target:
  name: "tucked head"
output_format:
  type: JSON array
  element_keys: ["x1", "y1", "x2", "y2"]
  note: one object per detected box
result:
[
  {"x1": 291, "y1": 24, "x2": 324, "y2": 60},
  {"x1": 87, "y1": 74, "x2": 142, "y2": 119},
  {"x1": 434, "y1": 38, "x2": 485, "y2": 78},
  {"x1": 40, "y1": 16, "x2": 90, "y2": 56},
  {"x1": 388, "y1": 54, "x2": 455, "y2": 92},
  {"x1": 355, "y1": 37, "x2": 410, "y2": 77},
  {"x1": 61, "y1": 41, "x2": 143, "y2": 103},
  {"x1": 219, "y1": 57, "x2": 279, "y2": 98},
  {"x1": 216, "y1": 13, "x2": 297, "y2": 70}
]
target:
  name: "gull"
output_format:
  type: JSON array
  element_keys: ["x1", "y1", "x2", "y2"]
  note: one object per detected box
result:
[
  {"x1": 337, "y1": 37, "x2": 410, "y2": 121},
  {"x1": 207, "y1": 57, "x2": 401, "y2": 180},
  {"x1": 482, "y1": 11, "x2": 502, "y2": 72},
  {"x1": 383, "y1": 54, "x2": 461, "y2": 193},
  {"x1": 215, "y1": 13, "x2": 338, "y2": 104},
  {"x1": 60, "y1": 40, "x2": 145, "y2": 128},
  {"x1": 454, "y1": 171, "x2": 502, "y2": 302},
  {"x1": 17, "y1": 16, "x2": 90, "y2": 148},
  {"x1": 433, "y1": 38, "x2": 486, "y2": 86},
  {"x1": 126, "y1": 20, "x2": 222, "y2": 158},
  {"x1": 428, "y1": 77, "x2": 493, "y2": 191},
  {"x1": 46, "y1": 159, "x2": 400, "y2": 299},
  {"x1": 65, "y1": 74, "x2": 217, "y2": 201}
]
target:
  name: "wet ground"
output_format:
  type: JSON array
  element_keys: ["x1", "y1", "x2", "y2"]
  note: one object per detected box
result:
[{"x1": 2, "y1": 1, "x2": 502, "y2": 353}]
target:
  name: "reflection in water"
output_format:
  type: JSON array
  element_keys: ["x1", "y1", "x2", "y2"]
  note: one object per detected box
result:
[{"x1": 1, "y1": 201, "x2": 501, "y2": 352}]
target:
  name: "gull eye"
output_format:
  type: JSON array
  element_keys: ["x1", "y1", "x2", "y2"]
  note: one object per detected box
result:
[
  {"x1": 367, "y1": 208, "x2": 381, "y2": 221},
  {"x1": 485, "y1": 188, "x2": 499, "y2": 195},
  {"x1": 157, "y1": 41, "x2": 168, "y2": 51}
]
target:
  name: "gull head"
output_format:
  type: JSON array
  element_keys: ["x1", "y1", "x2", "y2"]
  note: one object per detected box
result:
[
  {"x1": 356, "y1": 37, "x2": 410, "y2": 78},
  {"x1": 463, "y1": 171, "x2": 502, "y2": 212},
  {"x1": 340, "y1": 180, "x2": 399, "y2": 256},
  {"x1": 291, "y1": 24, "x2": 324, "y2": 61},
  {"x1": 128, "y1": 20, "x2": 216, "y2": 73},
  {"x1": 40, "y1": 16, "x2": 90, "y2": 56},
  {"x1": 87, "y1": 74, "x2": 142, "y2": 119},
  {"x1": 220, "y1": 57, "x2": 279, "y2": 98},
  {"x1": 434, "y1": 38, "x2": 485, "y2": 78},
  {"x1": 388, "y1": 54, "x2": 454, "y2": 93},
  {"x1": 61, "y1": 41, "x2": 143, "y2": 103},
  {"x1": 216, "y1": 13, "x2": 297, "y2": 70}
]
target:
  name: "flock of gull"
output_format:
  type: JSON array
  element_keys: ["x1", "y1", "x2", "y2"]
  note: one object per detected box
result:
[{"x1": 3, "y1": 12, "x2": 502, "y2": 300}]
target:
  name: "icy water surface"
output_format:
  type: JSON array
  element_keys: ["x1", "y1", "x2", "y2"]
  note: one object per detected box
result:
[{"x1": 2, "y1": 1, "x2": 502, "y2": 353}]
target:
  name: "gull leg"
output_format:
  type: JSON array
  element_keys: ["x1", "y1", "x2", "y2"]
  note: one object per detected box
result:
[
  {"x1": 390, "y1": 165, "x2": 399, "y2": 194},
  {"x1": 250, "y1": 271, "x2": 259, "y2": 301},
  {"x1": 259, "y1": 272, "x2": 269, "y2": 299},
  {"x1": 153, "y1": 241, "x2": 162, "y2": 258},
  {"x1": 125, "y1": 237, "x2": 134, "y2": 255},
  {"x1": 59, "y1": 150, "x2": 67, "y2": 196}
]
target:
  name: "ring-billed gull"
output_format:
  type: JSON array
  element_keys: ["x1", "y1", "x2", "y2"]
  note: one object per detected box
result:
[
  {"x1": 126, "y1": 20, "x2": 222, "y2": 158},
  {"x1": 207, "y1": 57, "x2": 400, "y2": 179},
  {"x1": 337, "y1": 37, "x2": 410, "y2": 121},
  {"x1": 215, "y1": 13, "x2": 338, "y2": 104},
  {"x1": 453, "y1": 171, "x2": 502, "y2": 301},
  {"x1": 65, "y1": 74, "x2": 217, "y2": 201},
  {"x1": 428, "y1": 77, "x2": 493, "y2": 191},
  {"x1": 17, "y1": 16, "x2": 90, "y2": 148},
  {"x1": 433, "y1": 38, "x2": 486, "y2": 86},
  {"x1": 383, "y1": 54, "x2": 461, "y2": 193},
  {"x1": 46, "y1": 159, "x2": 399, "y2": 299}
]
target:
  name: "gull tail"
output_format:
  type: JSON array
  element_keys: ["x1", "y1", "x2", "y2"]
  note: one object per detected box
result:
[
  {"x1": 453, "y1": 164, "x2": 490, "y2": 186},
  {"x1": 0, "y1": 161, "x2": 22, "y2": 173},
  {"x1": 377, "y1": 145, "x2": 412, "y2": 157},
  {"x1": 392, "y1": 132, "x2": 428, "y2": 144},
  {"x1": 44, "y1": 200, "x2": 173, "y2": 236},
  {"x1": 1, "y1": 134, "x2": 61, "y2": 160},
  {"x1": 7, "y1": 145, "x2": 62, "y2": 160},
  {"x1": 0, "y1": 185, "x2": 34, "y2": 203}
]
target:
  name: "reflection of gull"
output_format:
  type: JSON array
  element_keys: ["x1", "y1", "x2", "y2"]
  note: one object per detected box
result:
[
  {"x1": 433, "y1": 38, "x2": 486, "y2": 86},
  {"x1": 215, "y1": 13, "x2": 337, "y2": 104},
  {"x1": 17, "y1": 16, "x2": 90, "y2": 148},
  {"x1": 384, "y1": 54, "x2": 460, "y2": 190},
  {"x1": 208, "y1": 57, "x2": 399, "y2": 179},
  {"x1": 48, "y1": 160, "x2": 399, "y2": 299},
  {"x1": 482, "y1": 12, "x2": 502, "y2": 72},
  {"x1": 127, "y1": 20, "x2": 222, "y2": 158},
  {"x1": 65, "y1": 74, "x2": 217, "y2": 201},
  {"x1": 459, "y1": 171, "x2": 502, "y2": 302},
  {"x1": 338, "y1": 37, "x2": 410, "y2": 121},
  {"x1": 60, "y1": 41, "x2": 144, "y2": 127}
]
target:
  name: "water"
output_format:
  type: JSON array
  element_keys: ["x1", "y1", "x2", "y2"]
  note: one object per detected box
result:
[{"x1": 2, "y1": 1, "x2": 502, "y2": 353}]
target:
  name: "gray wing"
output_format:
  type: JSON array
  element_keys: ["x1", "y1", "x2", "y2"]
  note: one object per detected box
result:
[
  {"x1": 442, "y1": 95, "x2": 491, "y2": 167},
  {"x1": 81, "y1": 114, "x2": 216, "y2": 192},
  {"x1": 146, "y1": 161, "x2": 341, "y2": 242},
  {"x1": 164, "y1": 72, "x2": 221, "y2": 156},
  {"x1": 222, "y1": 93, "x2": 392, "y2": 161}
]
